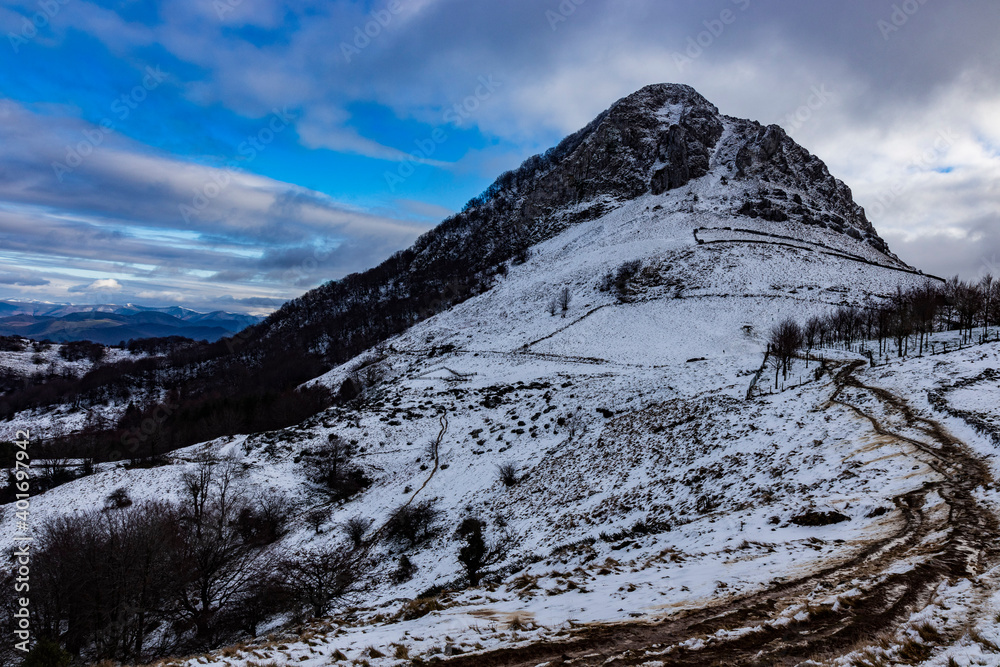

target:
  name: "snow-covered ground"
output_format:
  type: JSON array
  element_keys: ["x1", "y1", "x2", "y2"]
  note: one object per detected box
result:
[
  {"x1": 832, "y1": 339, "x2": 1000, "y2": 667},
  {"x1": 0, "y1": 342, "x2": 150, "y2": 442},
  {"x1": 0, "y1": 172, "x2": 992, "y2": 664},
  {"x1": 0, "y1": 340, "x2": 138, "y2": 378}
]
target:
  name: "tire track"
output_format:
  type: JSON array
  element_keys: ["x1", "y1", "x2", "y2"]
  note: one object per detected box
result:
[{"x1": 443, "y1": 361, "x2": 1000, "y2": 666}]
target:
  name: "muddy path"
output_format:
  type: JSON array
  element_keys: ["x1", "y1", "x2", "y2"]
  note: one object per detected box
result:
[{"x1": 443, "y1": 361, "x2": 1000, "y2": 666}]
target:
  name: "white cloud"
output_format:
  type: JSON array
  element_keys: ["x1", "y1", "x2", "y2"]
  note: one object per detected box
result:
[{"x1": 68, "y1": 278, "x2": 123, "y2": 293}]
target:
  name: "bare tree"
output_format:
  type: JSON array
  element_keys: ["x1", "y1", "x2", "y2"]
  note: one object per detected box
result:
[
  {"x1": 803, "y1": 279, "x2": 997, "y2": 361},
  {"x1": 29, "y1": 501, "x2": 181, "y2": 662},
  {"x1": 306, "y1": 507, "x2": 330, "y2": 534},
  {"x1": 170, "y1": 459, "x2": 280, "y2": 643},
  {"x1": 991, "y1": 278, "x2": 1000, "y2": 336},
  {"x1": 278, "y1": 546, "x2": 363, "y2": 618},
  {"x1": 19, "y1": 463, "x2": 297, "y2": 663},
  {"x1": 911, "y1": 282, "x2": 941, "y2": 354},
  {"x1": 768, "y1": 318, "x2": 804, "y2": 385},
  {"x1": 226, "y1": 571, "x2": 289, "y2": 639},
  {"x1": 982, "y1": 273, "x2": 995, "y2": 341},
  {"x1": 455, "y1": 517, "x2": 512, "y2": 586},
  {"x1": 803, "y1": 316, "x2": 823, "y2": 359},
  {"x1": 342, "y1": 515, "x2": 372, "y2": 547},
  {"x1": 386, "y1": 499, "x2": 441, "y2": 547},
  {"x1": 558, "y1": 287, "x2": 572, "y2": 317},
  {"x1": 946, "y1": 276, "x2": 984, "y2": 345},
  {"x1": 179, "y1": 458, "x2": 214, "y2": 533}
]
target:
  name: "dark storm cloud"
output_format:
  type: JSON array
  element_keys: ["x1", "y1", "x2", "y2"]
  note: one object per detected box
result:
[
  {"x1": 0, "y1": 271, "x2": 49, "y2": 286},
  {"x1": 315, "y1": 0, "x2": 1000, "y2": 277}
]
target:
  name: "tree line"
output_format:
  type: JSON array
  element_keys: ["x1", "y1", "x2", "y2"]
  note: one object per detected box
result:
[{"x1": 767, "y1": 274, "x2": 998, "y2": 383}]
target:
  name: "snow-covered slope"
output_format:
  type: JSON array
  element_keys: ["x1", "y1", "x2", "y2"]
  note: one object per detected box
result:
[{"x1": 6, "y1": 84, "x2": 995, "y2": 666}]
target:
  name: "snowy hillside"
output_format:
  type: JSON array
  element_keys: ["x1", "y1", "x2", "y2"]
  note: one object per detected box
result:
[{"x1": 3, "y1": 84, "x2": 998, "y2": 666}]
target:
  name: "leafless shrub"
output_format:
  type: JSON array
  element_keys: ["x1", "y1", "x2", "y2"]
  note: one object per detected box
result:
[
  {"x1": 104, "y1": 486, "x2": 132, "y2": 509},
  {"x1": 599, "y1": 260, "x2": 642, "y2": 301},
  {"x1": 342, "y1": 516, "x2": 372, "y2": 547},
  {"x1": 495, "y1": 462, "x2": 519, "y2": 487},
  {"x1": 565, "y1": 409, "x2": 586, "y2": 438},
  {"x1": 390, "y1": 554, "x2": 417, "y2": 584},
  {"x1": 456, "y1": 517, "x2": 512, "y2": 586},
  {"x1": 303, "y1": 435, "x2": 371, "y2": 501},
  {"x1": 385, "y1": 499, "x2": 441, "y2": 547}
]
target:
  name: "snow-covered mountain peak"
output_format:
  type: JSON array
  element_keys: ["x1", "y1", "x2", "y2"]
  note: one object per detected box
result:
[{"x1": 465, "y1": 83, "x2": 893, "y2": 261}]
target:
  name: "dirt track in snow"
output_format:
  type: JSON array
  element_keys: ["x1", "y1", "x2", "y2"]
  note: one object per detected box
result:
[{"x1": 443, "y1": 360, "x2": 1000, "y2": 666}]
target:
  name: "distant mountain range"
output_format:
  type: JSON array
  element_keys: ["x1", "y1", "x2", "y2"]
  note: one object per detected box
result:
[{"x1": 0, "y1": 302, "x2": 263, "y2": 344}]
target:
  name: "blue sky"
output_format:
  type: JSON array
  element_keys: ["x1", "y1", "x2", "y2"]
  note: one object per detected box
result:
[{"x1": 0, "y1": 0, "x2": 998, "y2": 313}]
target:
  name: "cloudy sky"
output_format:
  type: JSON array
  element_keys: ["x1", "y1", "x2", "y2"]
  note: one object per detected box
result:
[{"x1": 0, "y1": 0, "x2": 997, "y2": 313}]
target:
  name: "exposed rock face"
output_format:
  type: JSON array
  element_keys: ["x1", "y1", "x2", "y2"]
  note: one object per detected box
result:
[
  {"x1": 522, "y1": 84, "x2": 724, "y2": 208},
  {"x1": 732, "y1": 121, "x2": 882, "y2": 249},
  {"x1": 480, "y1": 83, "x2": 890, "y2": 255},
  {"x1": 651, "y1": 124, "x2": 706, "y2": 194}
]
